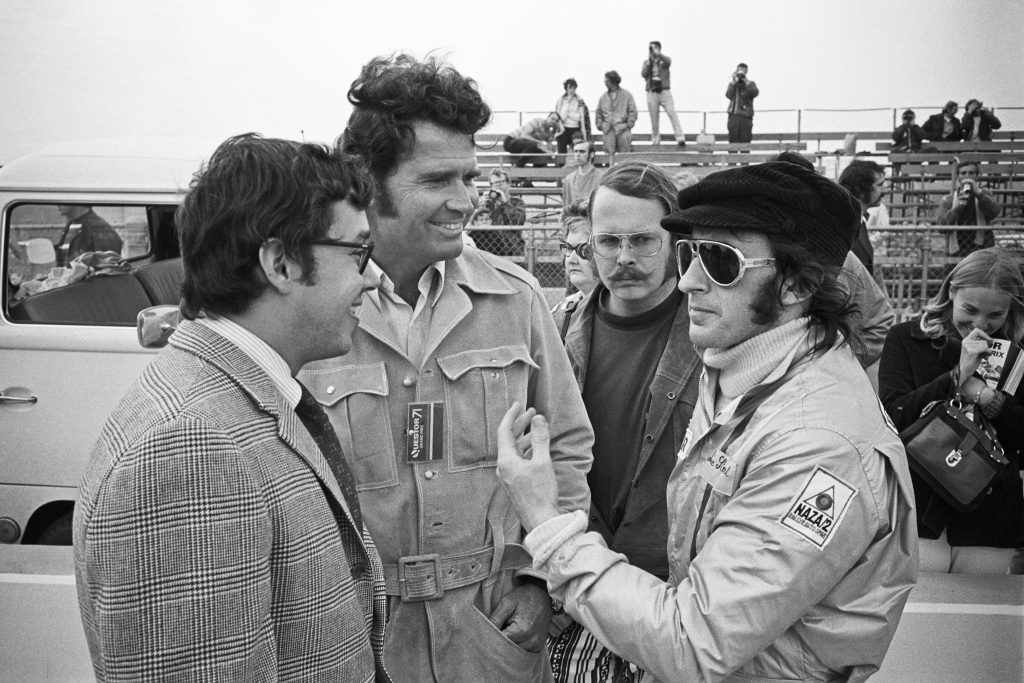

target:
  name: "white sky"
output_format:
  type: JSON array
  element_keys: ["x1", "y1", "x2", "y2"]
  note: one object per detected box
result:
[{"x1": 1, "y1": 0, "x2": 1022, "y2": 163}]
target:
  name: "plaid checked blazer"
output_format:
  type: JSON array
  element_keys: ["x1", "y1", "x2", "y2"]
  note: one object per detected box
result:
[{"x1": 74, "y1": 321, "x2": 389, "y2": 682}]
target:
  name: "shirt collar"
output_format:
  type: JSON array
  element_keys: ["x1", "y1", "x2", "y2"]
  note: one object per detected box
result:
[
  {"x1": 194, "y1": 315, "x2": 302, "y2": 409},
  {"x1": 366, "y1": 258, "x2": 446, "y2": 309}
]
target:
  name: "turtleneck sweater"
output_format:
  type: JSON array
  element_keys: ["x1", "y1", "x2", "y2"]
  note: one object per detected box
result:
[{"x1": 702, "y1": 317, "x2": 813, "y2": 403}]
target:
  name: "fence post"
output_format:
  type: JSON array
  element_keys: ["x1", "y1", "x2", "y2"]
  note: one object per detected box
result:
[{"x1": 796, "y1": 110, "x2": 802, "y2": 142}]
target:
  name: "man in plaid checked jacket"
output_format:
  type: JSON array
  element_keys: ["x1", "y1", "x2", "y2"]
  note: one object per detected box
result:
[{"x1": 73, "y1": 134, "x2": 390, "y2": 681}]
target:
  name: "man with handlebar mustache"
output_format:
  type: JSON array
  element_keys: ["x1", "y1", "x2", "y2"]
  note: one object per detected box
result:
[{"x1": 548, "y1": 161, "x2": 700, "y2": 681}]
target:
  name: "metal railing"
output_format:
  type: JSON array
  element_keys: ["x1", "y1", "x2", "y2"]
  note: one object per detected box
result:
[{"x1": 493, "y1": 106, "x2": 1024, "y2": 142}]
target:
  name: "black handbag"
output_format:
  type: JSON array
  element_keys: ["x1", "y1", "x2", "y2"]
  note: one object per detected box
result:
[{"x1": 899, "y1": 395, "x2": 1009, "y2": 512}]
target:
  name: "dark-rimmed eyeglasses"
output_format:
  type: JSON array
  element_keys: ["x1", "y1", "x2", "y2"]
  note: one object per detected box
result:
[
  {"x1": 590, "y1": 231, "x2": 664, "y2": 258},
  {"x1": 676, "y1": 239, "x2": 775, "y2": 287},
  {"x1": 559, "y1": 241, "x2": 593, "y2": 260},
  {"x1": 309, "y1": 238, "x2": 375, "y2": 274}
]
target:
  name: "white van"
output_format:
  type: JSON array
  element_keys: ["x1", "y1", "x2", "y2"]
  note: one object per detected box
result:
[{"x1": 0, "y1": 137, "x2": 214, "y2": 679}]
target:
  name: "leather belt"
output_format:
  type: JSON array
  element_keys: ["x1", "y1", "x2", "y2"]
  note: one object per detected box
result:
[{"x1": 383, "y1": 543, "x2": 532, "y2": 602}]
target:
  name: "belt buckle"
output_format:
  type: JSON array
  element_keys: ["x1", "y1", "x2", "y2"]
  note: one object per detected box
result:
[{"x1": 397, "y1": 553, "x2": 444, "y2": 602}]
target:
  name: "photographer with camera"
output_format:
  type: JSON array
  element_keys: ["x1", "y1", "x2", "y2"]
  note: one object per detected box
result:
[
  {"x1": 725, "y1": 62, "x2": 759, "y2": 143},
  {"x1": 961, "y1": 99, "x2": 1002, "y2": 142},
  {"x1": 641, "y1": 41, "x2": 685, "y2": 146},
  {"x1": 937, "y1": 160, "x2": 999, "y2": 256},
  {"x1": 471, "y1": 168, "x2": 526, "y2": 257},
  {"x1": 503, "y1": 112, "x2": 562, "y2": 168},
  {"x1": 892, "y1": 109, "x2": 926, "y2": 152}
]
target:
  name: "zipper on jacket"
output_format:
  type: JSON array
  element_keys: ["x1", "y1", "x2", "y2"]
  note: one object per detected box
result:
[{"x1": 690, "y1": 483, "x2": 714, "y2": 562}]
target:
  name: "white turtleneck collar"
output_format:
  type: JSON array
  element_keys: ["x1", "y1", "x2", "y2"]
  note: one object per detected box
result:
[{"x1": 702, "y1": 317, "x2": 815, "y2": 402}]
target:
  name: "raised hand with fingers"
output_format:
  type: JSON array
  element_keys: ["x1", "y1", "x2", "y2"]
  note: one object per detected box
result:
[
  {"x1": 496, "y1": 401, "x2": 562, "y2": 532},
  {"x1": 958, "y1": 327, "x2": 993, "y2": 384}
]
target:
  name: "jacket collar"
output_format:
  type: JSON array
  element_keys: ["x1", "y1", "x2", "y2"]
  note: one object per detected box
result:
[
  {"x1": 565, "y1": 283, "x2": 697, "y2": 391},
  {"x1": 168, "y1": 320, "x2": 364, "y2": 535},
  {"x1": 356, "y1": 246, "x2": 519, "y2": 362},
  {"x1": 445, "y1": 245, "x2": 521, "y2": 295}
]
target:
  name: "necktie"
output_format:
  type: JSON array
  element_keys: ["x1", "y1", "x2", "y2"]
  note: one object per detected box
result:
[{"x1": 294, "y1": 384, "x2": 364, "y2": 533}]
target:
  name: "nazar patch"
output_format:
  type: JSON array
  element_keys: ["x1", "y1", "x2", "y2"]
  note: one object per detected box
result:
[{"x1": 780, "y1": 466, "x2": 857, "y2": 549}]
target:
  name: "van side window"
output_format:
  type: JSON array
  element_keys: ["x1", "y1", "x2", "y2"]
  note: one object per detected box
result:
[{"x1": 4, "y1": 203, "x2": 175, "y2": 326}]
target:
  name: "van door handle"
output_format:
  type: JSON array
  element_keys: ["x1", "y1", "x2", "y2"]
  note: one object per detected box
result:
[{"x1": 0, "y1": 392, "x2": 38, "y2": 404}]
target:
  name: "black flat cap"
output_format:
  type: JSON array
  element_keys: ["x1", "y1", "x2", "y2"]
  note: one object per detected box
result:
[{"x1": 660, "y1": 161, "x2": 861, "y2": 270}]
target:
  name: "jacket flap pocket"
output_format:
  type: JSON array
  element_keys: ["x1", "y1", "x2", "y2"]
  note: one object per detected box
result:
[
  {"x1": 436, "y1": 345, "x2": 537, "y2": 381},
  {"x1": 300, "y1": 363, "x2": 388, "y2": 406}
]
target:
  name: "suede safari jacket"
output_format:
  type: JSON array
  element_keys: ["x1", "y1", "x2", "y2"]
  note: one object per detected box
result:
[
  {"x1": 563, "y1": 284, "x2": 701, "y2": 579},
  {"x1": 299, "y1": 246, "x2": 593, "y2": 682},
  {"x1": 532, "y1": 328, "x2": 918, "y2": 682}
]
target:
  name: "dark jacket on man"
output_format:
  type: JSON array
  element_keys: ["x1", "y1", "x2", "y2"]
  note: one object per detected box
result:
[
  {"x1": 563, "y1": 284, "x2": 701, "y2": 578},
  {"x1": 922, "y1": 113, "x2": 962, "y2": 142}
]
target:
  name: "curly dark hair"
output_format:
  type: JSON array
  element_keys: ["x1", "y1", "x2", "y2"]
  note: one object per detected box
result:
[
  {"x1": 837, "y1": 159, "x2": 884, "y2": 205},
  {"x1": 178, "y1": 133, "x2": 373, "y2": 320},
  {"x1": 339, "y1": 53, "x2": 491, "y2": 188}
]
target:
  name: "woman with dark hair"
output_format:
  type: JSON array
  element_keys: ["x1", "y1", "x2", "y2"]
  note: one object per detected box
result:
[
  {"x1": 879, "y1": 247, "x2": 1024, "y2": 574},
  {"x1": 554, "y1": 77, "x2": 591, "y2": 154}
]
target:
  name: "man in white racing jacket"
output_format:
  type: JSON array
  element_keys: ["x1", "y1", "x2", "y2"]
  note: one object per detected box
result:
[{"x1": 497, "y1": 161, "x2": 918, "y2": 682}]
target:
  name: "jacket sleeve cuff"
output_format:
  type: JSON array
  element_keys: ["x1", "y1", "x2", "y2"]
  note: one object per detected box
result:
[{"x1": 524, "y1": 509, "x2": 588, "y2": 569}]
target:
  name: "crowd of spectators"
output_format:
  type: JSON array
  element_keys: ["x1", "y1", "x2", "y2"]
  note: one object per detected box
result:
[
  {"x1": 70, "y1": 50, "x2": 1021, "y2": 683},
  {"x1": 895, "y1": 99, "x2": 1003, "y2": 150}
]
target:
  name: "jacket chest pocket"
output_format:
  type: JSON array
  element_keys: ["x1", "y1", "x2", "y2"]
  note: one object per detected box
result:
[
  {"x1": 303, "y1": 363, "x2": 399, "y2": 491},
  {"x1": 688, "y1": 447, "x2": 740, "y2": 560},
  {"x1": 437, "y1": 345, "x2": 537, "y2": 472}
]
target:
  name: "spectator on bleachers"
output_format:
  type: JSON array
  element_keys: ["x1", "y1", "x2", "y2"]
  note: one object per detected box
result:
[
  {"x1": 554, "y1": 78, "x2": 591, "y2": 155},
  {"x1": 551, "y1": 199, "x2": 599, "y2": 338},
  {"x1": 725, "y1": 62, "x2": 759, "y2": 143},
  {"x1": 562, "y1": 140, "x2": 605, "y2": 207},
  {"x1": 471, "y1": 168, "x2": 526, "y2": 257},
  {"x1": 774, "y1": 152, "x2": 895, "y2": 369},
  {"x1": 837, "y1": 159, "x2": 887, "y2": 274},
  {"x1": 936, "y1": 160, "x2": 998, "y2": 256},
  {"x1": 922, "y1": 101, "x2": 963, "y2": 142},
  {"x1": 892, "y1": 109, "x2": 926, "y2": 152},
  {"x1": 503, "y1": 112, "x2": 562, "y2": 167},
  {"x1": 879, "y1": 247, "x2": 1024, "y2": 575},
  {"x1": 55, "y1": 204, "x2": 123, "y2": 266},
  {"x1": 641, "y1": 41, "x2": 685, "y2": 146},
  {"x1": 595, "y1": 70, "x2": 637, "y2": 156},
  {"x1": 961, "y1": 99, "x2": 1002, "y2": 142}
]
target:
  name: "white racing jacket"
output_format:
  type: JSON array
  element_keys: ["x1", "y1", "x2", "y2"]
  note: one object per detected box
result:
[{"x1": 534, "y1": 330, "x2": 918, "y2": 682}]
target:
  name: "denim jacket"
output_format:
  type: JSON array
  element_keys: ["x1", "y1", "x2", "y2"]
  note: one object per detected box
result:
[
  {"x1": 563, "y1": 284, "x2": 700, "y2": 578},
  {"x1": 299, "y1": 246, "x2": 593, "y2": 682}
]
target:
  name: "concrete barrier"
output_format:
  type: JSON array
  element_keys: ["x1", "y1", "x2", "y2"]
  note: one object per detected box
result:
[{"x1": 874, "y1": 572, "x2": 1024, "y2": 682}]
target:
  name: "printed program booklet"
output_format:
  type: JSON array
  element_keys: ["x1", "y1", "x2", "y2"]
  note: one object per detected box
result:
[{"x1": 978, "y1": 338, "x2": 1024, "y2": 396}]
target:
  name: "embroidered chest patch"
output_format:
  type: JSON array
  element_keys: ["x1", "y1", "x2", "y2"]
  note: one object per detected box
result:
[{"x1": 780, "y1": 467, "x2": 857, "y2": 549}]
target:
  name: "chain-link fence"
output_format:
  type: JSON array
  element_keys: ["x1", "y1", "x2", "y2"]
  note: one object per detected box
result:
[{"x1": 874, "y1": 224, "x2": 1024, "y2": 321}]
